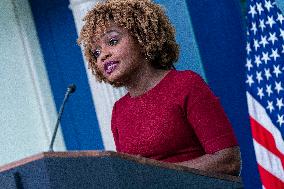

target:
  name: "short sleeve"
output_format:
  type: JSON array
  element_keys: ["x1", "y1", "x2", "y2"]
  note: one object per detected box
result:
[
  {"x1": 186, "y1": 74, "x2": 238, "y2": 154},
  {"x1": 111, "y1": 102, "x2": 120, "y2": 151}
]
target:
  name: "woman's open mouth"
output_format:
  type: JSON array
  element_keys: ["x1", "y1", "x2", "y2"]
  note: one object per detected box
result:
[{"x1": 104, "y1": 61, "x2": 119, "y2": 75}]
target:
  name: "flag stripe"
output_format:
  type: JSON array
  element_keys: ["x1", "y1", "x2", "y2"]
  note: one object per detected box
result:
[
  {"x1": 250, "y1": 117, "x2": 284, "y2": 158},
  {"x1": 247, "y1": 92, "x2": 284, "y2": 154},
  {"x1": 253, "y1": 139, "x2": 284, "y2": 182},
  {"x1": 258, "y1": 164, "x2": 284, "y2": 189}
]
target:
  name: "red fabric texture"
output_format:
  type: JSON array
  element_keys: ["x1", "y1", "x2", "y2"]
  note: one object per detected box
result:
[{"x1": 111, "y1": 70, "x2": 238, "y2": 163}]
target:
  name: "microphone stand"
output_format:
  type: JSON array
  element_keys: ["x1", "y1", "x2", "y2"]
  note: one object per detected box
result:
[{"x1": 49, "y1": 84, "x2": 76, "y2": 152}]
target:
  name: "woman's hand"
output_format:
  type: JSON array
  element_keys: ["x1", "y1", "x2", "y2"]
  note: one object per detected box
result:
[{"x1": 175, "y1": 146, "x2": 241, "y2": 176}]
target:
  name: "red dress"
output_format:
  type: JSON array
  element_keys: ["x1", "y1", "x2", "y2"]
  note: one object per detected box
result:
[{"x1": 111, "y1": 70, "x2": 238, "y2": 163}]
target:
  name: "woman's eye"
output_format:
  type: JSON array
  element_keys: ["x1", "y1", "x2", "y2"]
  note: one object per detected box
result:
[
  {"x1": 92, "y1": 49, "x2": 101, "y2": 58},
  {"x1": 109, "y1": 38, "x2": 119, "y2": 46}
]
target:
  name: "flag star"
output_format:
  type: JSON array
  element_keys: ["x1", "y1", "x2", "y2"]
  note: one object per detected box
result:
[
  {"x1": 246, "y1": 42, "x2": 252, "y2": 55},
  {"x1": 280, "y1": 29, "x2": 284, "y2": 40},
  {"x1": 251, "y1": 22, "x2": 257, "y2": 35},
  {"x1": 277, "y1": 114, "x2": 284, "y2": 127},
  {"x1": 268, "y1": 32, "x2": 278, "y2": 45},
  {"x1": 276, "y1": 98, "x2": 284, "y2": 110},
  {"x1": 256, "y1": 71, "x2": 263, "y2": 83},
  {"x1": 259, "y1": 35, "x2": 269, "y2": 48},
  {"x1": 259, "y1": 19, "x2": 266, "y2": 31},
  {"x1": 270, "y1": 49, "x2": 280, "y2": 61},
  {"x1": 248, "y1": 5, "x2": 257, "y2": 18},
  {"x1": 266, "y1": 16, "x2": 276, "y2": 28},
  {"x1": 257, "y1": 87, "x2": 265, "y2": 99},
  {"x1": 266, "y1": 85, "x2": 273, "y2": 97},
  {"x1": 266, "y1": 100, "x2": 274, "y2": 113},
  {"x1": 277, "y1": 13, "x2": 284, "y2": 24},
  {"x1": 282, "y1": 45, "x2": 284, "y2": 53},
  {"x1": 264, "y1": 68, "x2": 272, "y2": 80},
  {"x1": 253, "y1": 39, "x2": 260, "y2": 51},
  {"x1": 246, "y1": 59, "x2": 253, "y2": 71},
  {"x1": 256, "y1": 2, "x2": 264, "y2": 15},
  {"x1": 246, "y1": 75, "x2": 254, "y2": 87},
  {"x1": 254, "y1": 55, "x2": 262, "y2": 67},
  {"x1": 264, "y1": 0, "x2": 273, "y2": 12},
  {"x1": 275, "y1": 81, "x2": 284, "y2": 94},
  {"x1": 261, "y1": 52, "x2": 271, "y2": 64},
  {"x1": 273, "y1": 65, "x2": 282, "y2": 78}
]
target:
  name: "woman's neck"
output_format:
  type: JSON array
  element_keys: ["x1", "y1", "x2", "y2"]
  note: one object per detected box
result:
[{"x1": 125, "y1": 65, "x2": 170, "y2": 97}]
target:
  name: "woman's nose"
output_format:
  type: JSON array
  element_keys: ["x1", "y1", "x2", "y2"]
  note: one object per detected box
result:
[{"x1": 100, "y1": 49, "x2": 112, "y2": 62}]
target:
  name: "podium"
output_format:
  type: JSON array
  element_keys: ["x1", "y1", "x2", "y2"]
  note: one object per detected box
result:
[{"x1": 0, "y1": 151, "x2": 243, "y2": 188}]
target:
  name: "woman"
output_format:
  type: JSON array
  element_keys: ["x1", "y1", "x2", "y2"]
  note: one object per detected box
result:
[{"x1": 78, "y1": 0, "x2": 240, "y2": 176}]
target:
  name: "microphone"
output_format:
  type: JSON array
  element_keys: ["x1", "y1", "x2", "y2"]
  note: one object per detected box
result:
[{"x1": 49, "y1": 84, "x2": 76, "y2": 152}]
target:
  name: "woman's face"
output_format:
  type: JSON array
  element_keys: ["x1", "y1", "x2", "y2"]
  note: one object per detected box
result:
[{"x1": 91, "y1": 24, "x2": 145, "y2": 85}]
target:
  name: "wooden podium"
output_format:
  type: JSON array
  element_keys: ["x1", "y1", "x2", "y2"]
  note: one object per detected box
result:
[{"x1": 0, "y1": 151, "x2": 243, "y2": 188}]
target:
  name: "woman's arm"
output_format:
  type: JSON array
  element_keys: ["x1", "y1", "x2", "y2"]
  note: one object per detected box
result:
[{"x1": 175, "y1": 146, "x2": 241, "y2": 176}]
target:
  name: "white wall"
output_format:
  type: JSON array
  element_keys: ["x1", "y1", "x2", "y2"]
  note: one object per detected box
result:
[{"x1": 0, "y1": 0, "x2": 65, "y2": 166}]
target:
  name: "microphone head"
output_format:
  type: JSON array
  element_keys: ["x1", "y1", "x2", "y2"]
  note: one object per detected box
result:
[{"x1": 67, "y1": 84, "x2": 76, "y2": 93}]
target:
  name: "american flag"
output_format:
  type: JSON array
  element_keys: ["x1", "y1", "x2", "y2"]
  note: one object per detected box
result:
[{"x1": 246, "y1": 0, "x2": 284, "y2": 188}]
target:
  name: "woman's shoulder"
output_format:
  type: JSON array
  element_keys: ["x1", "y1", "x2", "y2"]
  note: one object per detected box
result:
[{"x1": 170, "y1": 69, "x2": 206, "y2": 86}]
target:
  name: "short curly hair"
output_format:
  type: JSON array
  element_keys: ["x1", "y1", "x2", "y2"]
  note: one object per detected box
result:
[{"x1": 78, "y1": 0, "x2": 179, "y2": 83}]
